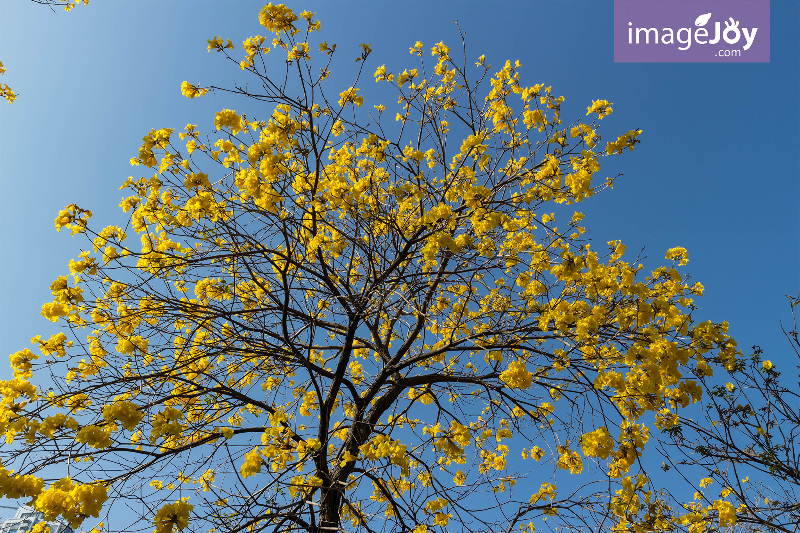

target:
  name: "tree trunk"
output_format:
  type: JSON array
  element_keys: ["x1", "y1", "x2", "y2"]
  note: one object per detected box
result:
[{"x1": 316, "y1": 487, "x2": 341, "y2": 533}]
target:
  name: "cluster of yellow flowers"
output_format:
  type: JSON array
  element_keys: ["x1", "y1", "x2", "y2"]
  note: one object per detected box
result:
[
  {"x1": 149, "y1": 407, "x2": 184, "y2": 447},
  {"x1": 102, "y1": 400, "x2": 144, "y2": 431},
  {"x1": 240, "y1": 448, "x2": 265, "y2": 478},
  {"x1": 0, "y1": 462, "x2": 44, "y2": 499},
  {"x1": 587, "y1": 99, "x2": 613, "y2": 118},
  {"x1": 214, "y1": 109, "x2": 244, "y2": 134},
  {"x1": 207, "y1": 36, "x2": 233, "y2": 53},
  {"x1": 529, "y1": 482, "x2": 557, "y2": 504},
  {"x1": 499, "y1": 360, "x2": 534, "y2": 389},
  {"x1": 359, "y1": 435, "x2": 409, "y2": 473},
  {"x1": 338, "y1": 87, "x2": 364, "y2": 108},
  {"x1": 180, "y1": 81, "x2": 208, "y2": 99},
  {"x1": 34, "y1": 479, "x2": 107, "y2": 528},
  {"x1": 153, "y1": 499, "x2": 193, "y2": 533},
  {"x1": 424, "y1": 497, "x2": 451, "y2": 526},
  {"x1": 54, "y1": 204, "x2": 92, "y2": 235},
  {"x1": 580, "y1": 426, "x2": 614, "y2": 459},
  {"x1": 258, "y1": 3, "x2": 300, "y2": 35},
  {"x1": 0, "y1": 60, "x2": 15, "y2": 104}
]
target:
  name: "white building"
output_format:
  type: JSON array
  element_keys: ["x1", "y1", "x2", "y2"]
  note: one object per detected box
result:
[{"x1": 0, "y1": 507, "x2": 73, "y2": 533}]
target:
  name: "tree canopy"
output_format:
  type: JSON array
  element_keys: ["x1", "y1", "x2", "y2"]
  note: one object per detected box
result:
[{"x1": 1, "y1": 4, "x2": 746, "y2": 533}]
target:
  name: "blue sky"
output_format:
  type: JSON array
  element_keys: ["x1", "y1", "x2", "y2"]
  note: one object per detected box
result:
[{"x1": 0, "y1": 0, "x2": 798, "y2": 529}]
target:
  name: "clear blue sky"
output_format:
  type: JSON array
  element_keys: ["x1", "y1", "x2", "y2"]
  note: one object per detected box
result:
[{"x1": 0, "y1": 0, "x2": 797, "y2": 528}]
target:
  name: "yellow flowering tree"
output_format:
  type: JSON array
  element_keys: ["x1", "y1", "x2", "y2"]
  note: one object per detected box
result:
[
  {"x1": 2, "y1": 4, "x2": 742, "y2": 533},
  {"x1": 660, "y1": 294, "x2": 799, "y2": 533}
]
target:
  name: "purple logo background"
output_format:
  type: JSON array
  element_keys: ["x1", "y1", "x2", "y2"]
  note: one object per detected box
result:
[{"x1": 615, "y1": 0, "x2": 770, "y2": 63}]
